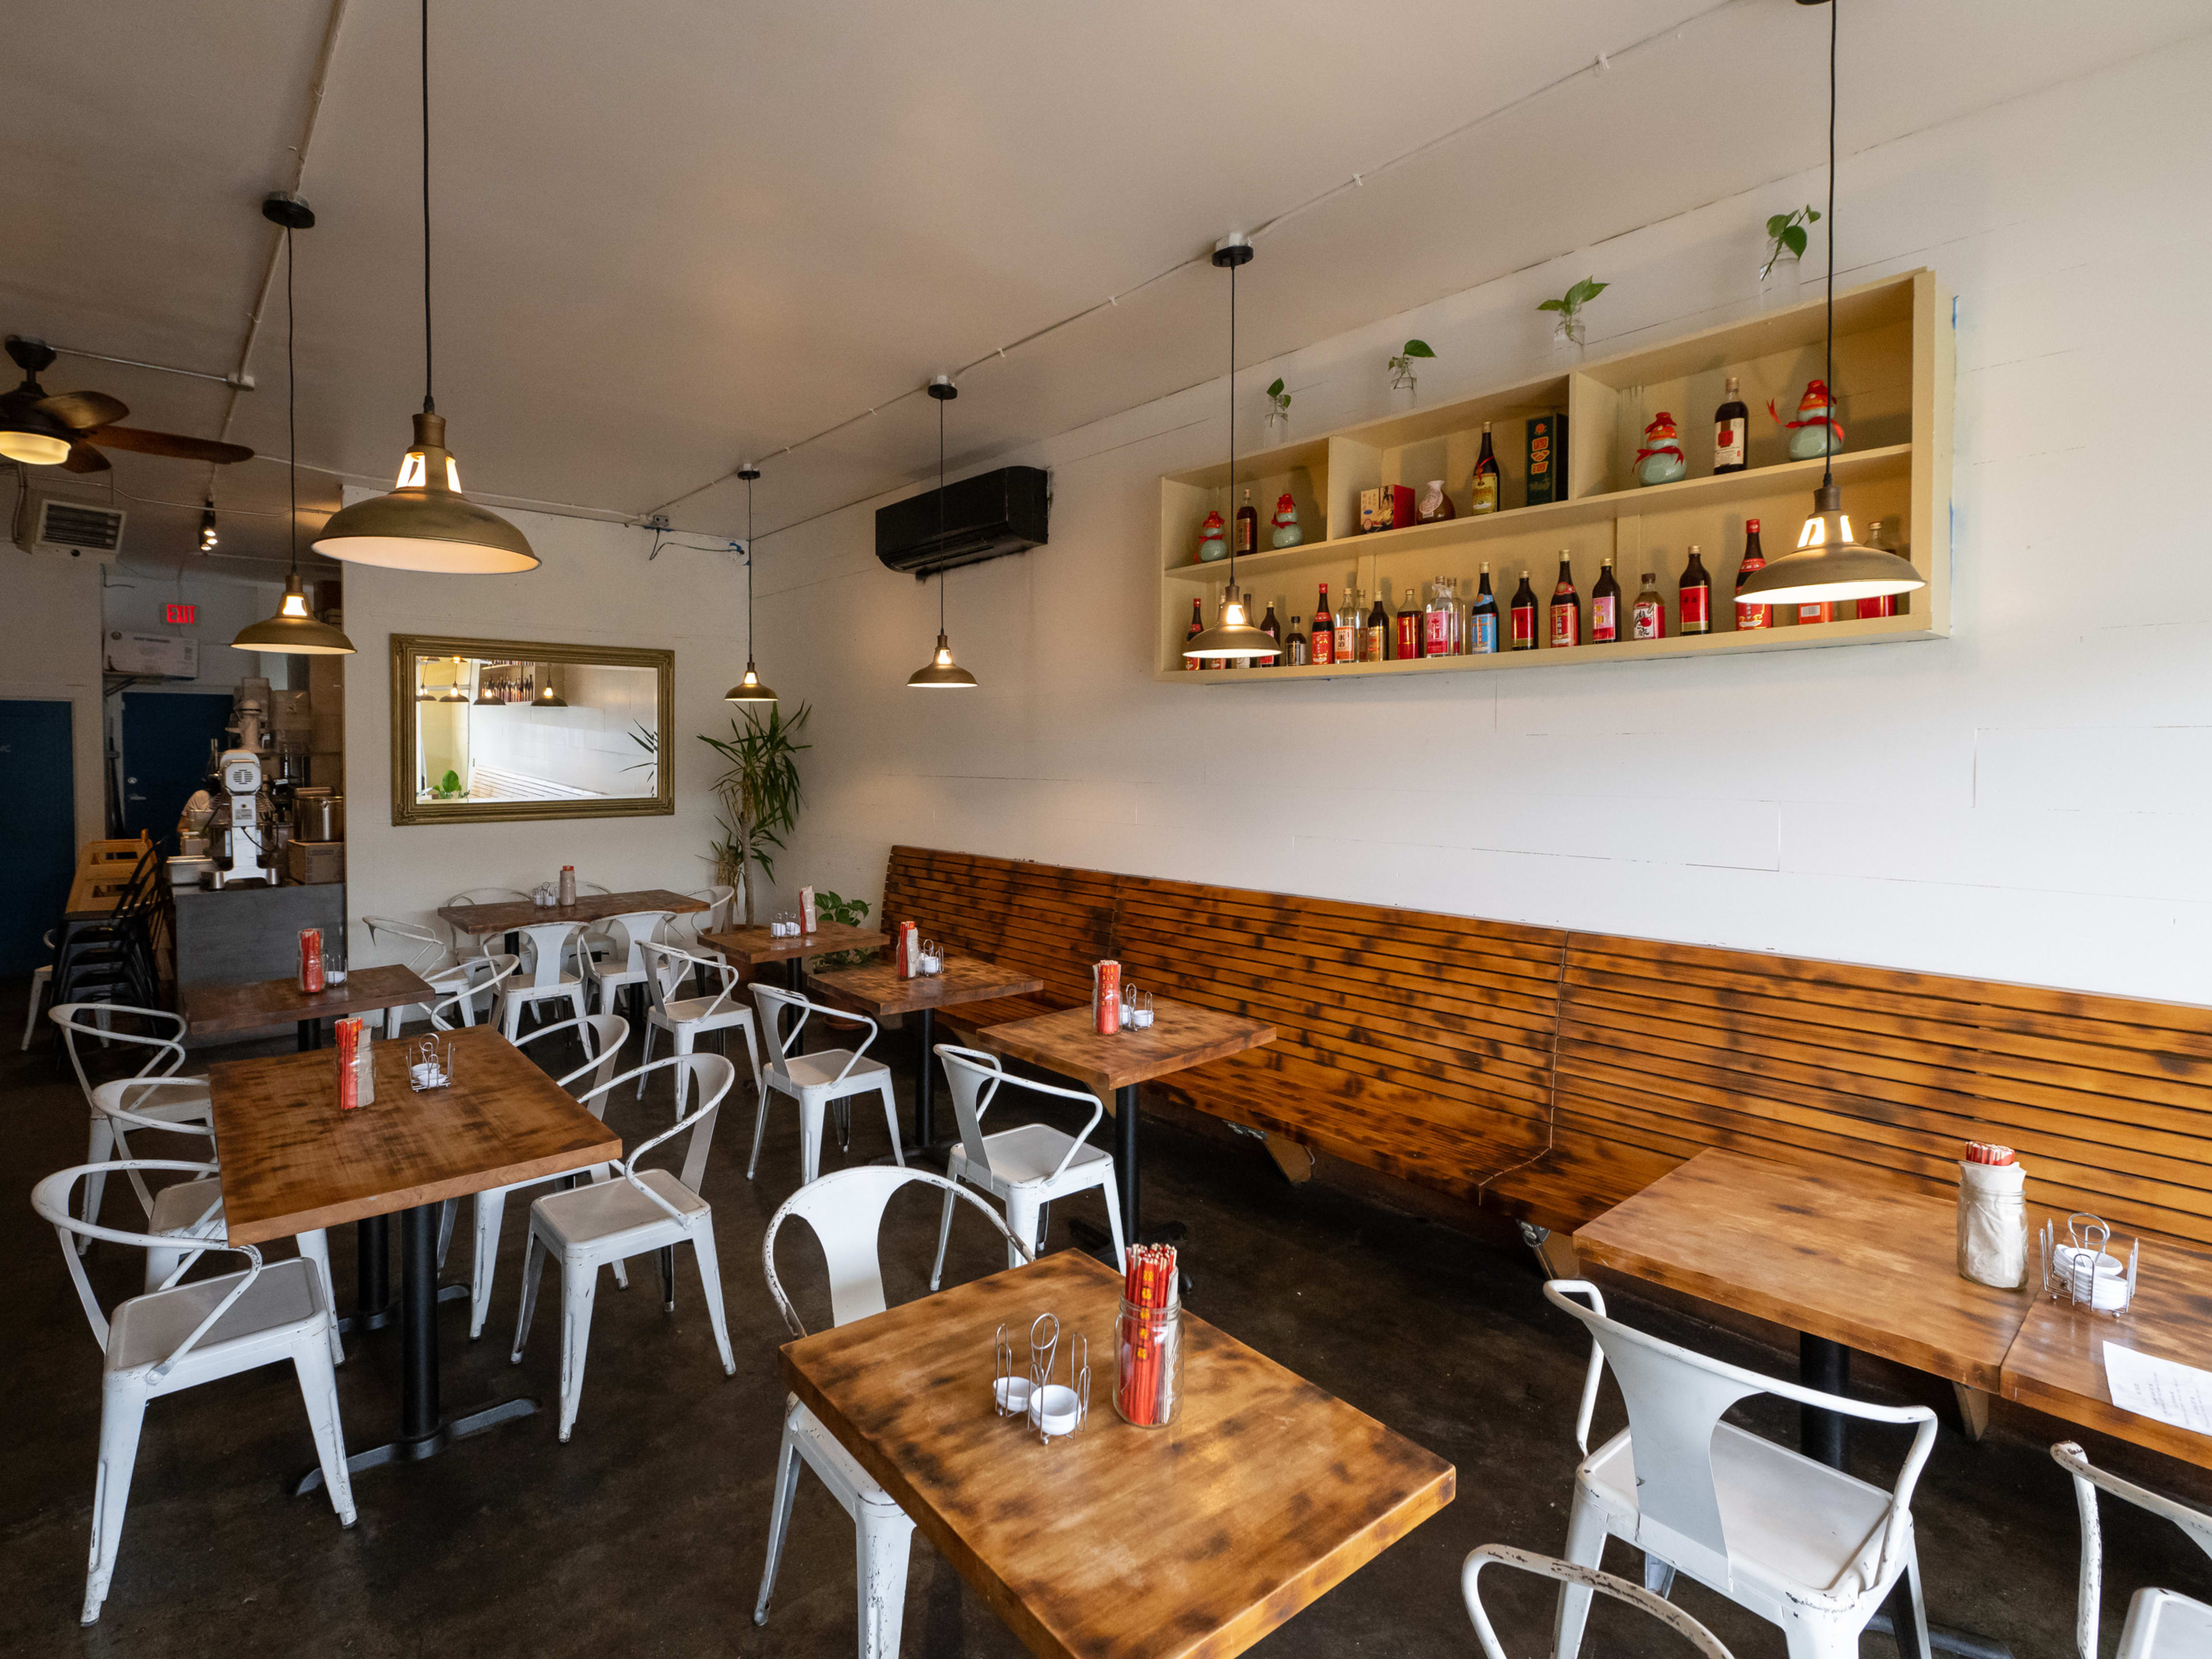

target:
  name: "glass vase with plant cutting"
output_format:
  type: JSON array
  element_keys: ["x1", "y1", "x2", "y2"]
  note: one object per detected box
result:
[
  {"x1": 1263, "y1": 377, "x2": 1291, "y2": 445},
  {"x1": 1385, "y1": 340, "x2": 1433, "y2": 406},
  {"x1": 1538, "y1": 278, "x2": 1608, "y2": 360},
  {"x1": 1760, "y1": 206, "x2": 1819, "y2": 308}
]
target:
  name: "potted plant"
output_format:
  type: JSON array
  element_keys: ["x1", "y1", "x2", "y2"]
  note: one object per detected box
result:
[
  {"x1": 1263, "y1": 377, "x2": 1291, "y2": 444},
  {"x1": 1538, "y1": 278, "x2": 1608, "y2": 360},
  {"x1": 1760, "y1": 206, "x2": 1819, "y2": 307},
  {"x1": 698, "y1": 701, "x2": 810, "y2": 928},
  {"x1": 1386, "y1": 340, "x2": 1434, "y2": 407}
]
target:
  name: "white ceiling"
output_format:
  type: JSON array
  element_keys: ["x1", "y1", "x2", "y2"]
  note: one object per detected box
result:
[{"x1": 4, "y1": 0, "x2": 2206, "y2": 582}]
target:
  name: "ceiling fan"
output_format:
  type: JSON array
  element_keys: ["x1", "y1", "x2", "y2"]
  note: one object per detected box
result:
[{"x1": 0, "y1": 335, "x2": 253, "y2": 473}]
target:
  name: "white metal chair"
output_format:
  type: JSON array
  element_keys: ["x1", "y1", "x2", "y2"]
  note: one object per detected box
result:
[
  {"x1": 510, "y1": 1053, "x2": 739, "y2": 1442},
  {"x1": 748, "y1": 984, "x2": 902, "y2": 1184},
  {"x1": 2055, "y1": 1440, "x2": 2212, "y2": 1658},
  {"x1": 671, "y1": 884, "x2": 736, "y2": 960},
  {"x1": 637, "y1": 940, "x2": 763, "y2": 1115},
  {"x1": 586, "y1": 909, "x2": 676, "y2": 1018},
  {"x1": 1465, "y1": 1543, "x2": 1733, "y2": 1659},
  {"x1": 33, "y1": 1159, "x2": 357, "y2": 1625},
  {"x1": 929, "y1": 1043, "x2": 1124, "y2": 1286},
  {"x1": 454, "y1": 1013, "x2": 630, "y2": 1339},
  {"x1": 442, "y1": 885, "x2": 528, "y2": 956},
  {"x1": 499, "y1": 921, "x2": 590, "y2": 1040},
  {"x1": 364, "y1": 915, "x2": 512, "y2": 1036},
  {"x1": 51, "y1": 1003, "x2": 212, "y2": 1240},
  {"x1": 1546, "y1": 1279, "x2": 1937, "y2": 1659},
  {"x1": 21, "y1": 928, "x2": 57, "y2": 1048},
  {"x1": 755, "y1": 1164, "x2": 1030, "y2": 1657}
]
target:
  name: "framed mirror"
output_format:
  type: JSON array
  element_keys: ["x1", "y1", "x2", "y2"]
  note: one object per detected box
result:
[{"x1": 389, "y1": 634, "x2": 675, "y2": 825}]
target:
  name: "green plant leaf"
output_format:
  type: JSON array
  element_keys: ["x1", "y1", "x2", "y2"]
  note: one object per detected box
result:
[
  {"x1": 1565, "y1": 278, "x2": 1608, "y2": 308},
  {"x1": 1536, "y1": 298, "x2": 1566, "y2": 312},
  {"x1": 1266, "y1": 377, "x2": 1285, "y2": 397},
  {"x1": 1402, "y1": 339, "x2": 1435, "y2": 359},
  {"x1": 1781, "y1": 224, "x2": 1808, "y2": 258},
  {"x1": 1805, "y1": 207, "x2": 1820, "y2": 224},
  {"x1": 1766, "y1": 212, "x2": 1791, "y2": 238}
]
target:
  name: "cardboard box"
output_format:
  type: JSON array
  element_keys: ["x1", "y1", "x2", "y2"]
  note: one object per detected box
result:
[
  {"x1": 1358, "y1": 484, "x2": 1418, "y2": 533},
  {"x1": 287, "y1": 840, "x2": 346, "y2": 885}
]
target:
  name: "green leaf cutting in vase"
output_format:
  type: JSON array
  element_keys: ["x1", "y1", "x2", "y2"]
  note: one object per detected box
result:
[
  {"x1": 1265, "y1": 377, "x2": 1291, "y2": 414},
  {"x1": 1537, "y1": 277, "x2": 1609, "y2": 318},
  {"x1": 1760, "y1": 207, "x2": 1820, "y2": 279},
  {"x1": 1385, "y1": 340, "x2": 1436, "y2": 376}
]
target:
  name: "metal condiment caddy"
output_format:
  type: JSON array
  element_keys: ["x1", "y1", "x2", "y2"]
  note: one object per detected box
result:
[
  {"x1": 993, "y1": 1313, "x2": 1090, "y2": 1444},
  {"x1": 2038, "y1": 1212, "x2": 2139, "y2": 1315}
]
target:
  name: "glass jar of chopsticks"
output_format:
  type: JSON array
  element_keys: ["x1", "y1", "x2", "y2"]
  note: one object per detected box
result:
[{"x1": 1113, "y1": 1298, "x2": 1184, "y2": 1428}]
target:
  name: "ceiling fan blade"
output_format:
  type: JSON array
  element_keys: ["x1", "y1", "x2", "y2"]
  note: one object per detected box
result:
[
  {"x1": 36, "y1": 390, "x2": 129, "y2": 430},
  {"x1": 62, "y1": 442, "x2": 111, "y2": 474},
  {"x1": 89, "y1": 425, "x2": 253, "y2": 464}
]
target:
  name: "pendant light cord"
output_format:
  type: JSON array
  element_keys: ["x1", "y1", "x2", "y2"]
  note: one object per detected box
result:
[
  {"x1": 745, "y1": 473, "x2": 755, "y2": 649},
  {"x1": 285, "y1": 224, "x2": 298, "y2": 579},
  {"x1": 937, "y1": 392, "x2": 948, "y2": 635},
  {"x1": 1226, "y1": 255, "x2": 1237, "y2": 593},
  {"x1": 1823, "y1": 0, "x2": 1836, "y2": 487},
  {"x1": 421, "y1": 0, "x2": 435, "y2": 415}
]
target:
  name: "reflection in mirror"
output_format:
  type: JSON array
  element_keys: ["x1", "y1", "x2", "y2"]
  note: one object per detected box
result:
[{"x1": 391, "y1": 637, "x2": 673, "y2": 825}]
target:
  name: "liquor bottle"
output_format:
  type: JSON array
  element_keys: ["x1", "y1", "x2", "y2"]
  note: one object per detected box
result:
[
  {"x1": 1857, "y1": 517, "x2": 1903, "y2": 619},
  {"x1": 1423, "y1": 577, "x2": 1453, "y2": 657},
  {"x1": 1679, "y1": 546, "x2": 1713, "y2": 635},
  {"x1": 1335, "y1": 577, "x2": 1359, "y2": 664},
  {"x1": 1311, "y1": 582, "x2": 1334, "y2": 665},
  {"x1": 1631, "y1": 571, "x2": 1666, "y2": 639},
  {"x1": 1734, "y1": 519, "x2": 1770, "y2": 631},
  {"x1": 1259, "y1": 596, "x2": 1282, "y2": 665},
  {"x1": 1199, "y1": 588, "x2": 1224, "y2": 669},
  {"x1": 1287, "y1": 616, "x2": 1309, "y2": 666},
  {"x1": 1590, "y1": 556, "x2": 1622, "y2": 643},
  {"x1": 1453, "y1": 575, "x2": 1471, "y2": 654},
  {"x1": 1548, "y1": 552, "x2": 1582, "y2": 648},
  {"x1": 1509, "y1": 570, "x2": 1540, "y2": 650},
  {"x1": 1234, "y1": 488, "x2": 1259, "y2": 558},
  {"x1": 1713, "y1": 375, "x2": 1748, "y2": 474},
  {"x1": 1469, "y1": 421, "x2": 1500, "y2": 515},
  {"x1": 1241, "y1": 590, "x2": 1261, "y2": 667},
  {"x1": 1363, "y1": 589, "x2": 1390, "y2": 661},
  {"x1": 1396, "y1": 586, "x2": 1423, "y2": 661},
  {"x1": 1469, "y1": 563, "x2": 1500, "y2": 653},
  {"x1": 1183, "y1": 596, "x2": 1203, "y2": 668}
]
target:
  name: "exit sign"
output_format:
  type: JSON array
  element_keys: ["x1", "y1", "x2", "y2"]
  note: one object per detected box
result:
[{"x1": 164, "y1": 602, "x2": 196, "y2": 625}]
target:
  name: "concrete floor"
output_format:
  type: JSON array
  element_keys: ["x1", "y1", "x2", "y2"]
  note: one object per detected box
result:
[{"x1": 3, "y1": 975, "x2": 2205, "y2": 1659}]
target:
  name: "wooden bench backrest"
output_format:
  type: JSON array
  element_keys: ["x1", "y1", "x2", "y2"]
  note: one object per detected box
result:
[{"x1": 879, "y1": 847, "x2": 2212, "y2": 1245}]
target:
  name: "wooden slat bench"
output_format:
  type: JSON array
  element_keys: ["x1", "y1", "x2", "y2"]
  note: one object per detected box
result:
[{"x1": 869, "y1": 845, "x2": 2212, "y2": 1249}]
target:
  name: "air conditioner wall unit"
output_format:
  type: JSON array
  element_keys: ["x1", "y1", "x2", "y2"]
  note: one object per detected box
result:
[
  {"x1": 17, "y1": 496, "x2": 127, "y2": 563},
  {"x1": 875, "y1": 465, "x2": 1047, "y2": 578}
]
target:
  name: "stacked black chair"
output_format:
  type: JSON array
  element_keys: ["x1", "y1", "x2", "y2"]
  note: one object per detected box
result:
[{"x1": 51, "y1": 850, "x2": 165, "y2": 1020}]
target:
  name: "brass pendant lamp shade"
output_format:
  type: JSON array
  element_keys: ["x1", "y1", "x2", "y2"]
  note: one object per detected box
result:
[
  {"x1": 724, "y1": 465, "x2": 778, "y2": 703},
  {"x1": 908, "y1": 376, "x2": 978, "y2": 689},
  {"x1": 1184, "y1": 233, "x2": 1285, "y2": 662},
  {"x1": 1737, "y1": 0, "x2": 1920, "y2": 611},
  {"x1": 234, "y1": 195, "x2": 356, "y2": 656},
  {"x1": 310, "y1": 0, "x2": 535, "y2": 576}
]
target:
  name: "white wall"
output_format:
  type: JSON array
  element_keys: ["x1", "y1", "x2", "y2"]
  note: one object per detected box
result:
[
  {"x1": 757, "y1": 35, "x2": 2212, "y2": 1006},
  {"x1": 342, "y1": 507, "x2": 751, "y2": 963},
  {"x1": 0, "y1": 555, "x2": 105, "y2": 844}
]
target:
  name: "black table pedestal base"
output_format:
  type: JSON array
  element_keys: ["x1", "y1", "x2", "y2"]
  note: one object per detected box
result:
[{"x1": 295, "y1": 1396, "x2": 538, "y2": 1495}]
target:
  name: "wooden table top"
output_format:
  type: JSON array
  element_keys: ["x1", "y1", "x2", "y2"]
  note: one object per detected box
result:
[
  {"x1": 2003, "y1": 1236, "x2": 2212, "y2": 1470},
  {"x1": 185, "y1": 964, "x2": 437, "y2": 1036},
  {"x1": 782, "y1": 1249, "x2": 1453, "y2": 1659},
  {"x1": 208, "y1": 1025, "x2": 621, "y2": 1244},
  {"x1": 436, "y1": 888, "x2": 704, "y2": 935},
  {"x1": 1574, "y1": 1147, "x2": 2035, "y2": 1394},
  {"x1": 699, "y1": 921, "x2": 886, "y2": 965},
  {"x1": 808, "y1": 956, "x2": 1043, "y2": 1017},
  {"x1": 977, "y1": 997, "x2": 1277, "y2": 1095}
]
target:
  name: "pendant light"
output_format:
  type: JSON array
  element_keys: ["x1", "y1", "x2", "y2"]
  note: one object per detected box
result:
[
  {"x1": 532, "y1": 664, "x2": 567, "y2": 708},
  {"x1": 1184, "y1": 233, "x2": 1283, "y2": 662},
  {"x1": 233, "y1": 195, "x2": 357, "y2": 656},
  {"x1": 474, "y1": 663, "x2": 502, "y2": 704},
  {"x1": 907, "y1": 376, "x2": 978, "y2": 689},
  {"x1": 1737, "y1": 0, "x2": 1922, "y2": 609},
  {"x1": 724, "y1": 465, "x2": 777, "y2": 703},
  {"x1": 311, "y1": 0, "x2": 536, "y2": 575}
]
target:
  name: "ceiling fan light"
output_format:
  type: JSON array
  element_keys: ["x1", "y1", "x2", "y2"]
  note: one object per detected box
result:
[
  {"x1": 313, "y1": 413, "x2": 539, "y2": 574},
  {"x1": 908, "y1": 632, "x2": 978, "y2": 688},
  {"x1": 232, "y1": 572, "x2": 357, "y2": 655},
  {"x1": 0, "y1": 404, "x2": 72, "y2": 465}
]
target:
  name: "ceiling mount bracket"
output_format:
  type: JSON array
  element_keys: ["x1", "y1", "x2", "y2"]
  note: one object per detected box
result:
[
  {"x1": 1211, "y1": 232, "x2": 1253, "y2": 269},
  {"x1": 261, "y1": 192, "x2": 316, "y2": 230}
]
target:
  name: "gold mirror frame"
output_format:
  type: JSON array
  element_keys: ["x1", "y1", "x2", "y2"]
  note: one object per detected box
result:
[{"x1": 389, "y1": 633, "x2": 675, "y2": 826}]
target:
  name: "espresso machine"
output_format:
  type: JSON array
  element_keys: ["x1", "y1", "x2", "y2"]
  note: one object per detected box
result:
[{"x1": 211, "y1": 748, "x2": 274, "y2": 888}]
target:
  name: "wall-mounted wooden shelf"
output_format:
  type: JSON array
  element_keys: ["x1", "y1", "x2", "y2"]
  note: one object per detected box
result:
[{"x1": 1156, "y1": 268, "x2": 1952, "y2": 681}]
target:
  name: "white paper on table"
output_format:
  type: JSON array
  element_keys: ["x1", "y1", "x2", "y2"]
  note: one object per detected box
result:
[{"x1": 2104, "y1": 1343, "x2": 2212, "y2": 1436}]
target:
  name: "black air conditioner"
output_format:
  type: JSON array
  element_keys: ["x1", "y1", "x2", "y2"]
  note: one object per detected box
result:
[{"x1": 875, "y1": 465, "x2": 1048, "y2": 578}]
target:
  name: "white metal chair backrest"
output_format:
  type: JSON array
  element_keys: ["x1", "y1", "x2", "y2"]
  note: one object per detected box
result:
[
  {"x1": 51, "y1": 1003, "x2": 190, "y2": 1110},
  {"x1": 444, "y1": 887, "x2": 530, "y2": 952},
  {"x1": 511, "y1": 921, "x2": 587, "y2": 992},
  {"x1": 573, "y1": 1054, "x2": 736, "y2": 1214},
  {"x1": 90, "y1": 1078, "x2": 219, "y2": 1224},
  {"x1": 2054, "y1": 1440, "x2": 2212, "y2": 1659},
  {"x1": 516, "y1": 1013, "x2": 631, "y2": 1101},
  {"x1": 936, "y1": 1044, "x2": 1108, "y2": 1185},
  {"x1": 694, "y1": 885, "x2": 735, "y2": 934},
  {"x1": 362, "y1": 915, "x2": 448, "y2": 977},
  {"x1": 429, "y1": 956, "x2": 520, "y2": 1029},
  {"x1": 1463, "y1": 1544, "x2": 1733, "y2": 1659},
  {"x1": 33, "y1": 1160, "x2": 265, "y2": 1379},
  {"x1": 762, "y1": 1165, "x2": 1031, "y2": 1338},
  {"x1": 1544, "y1": 1280, "x2": 1938, "y2": 1593},
  {"x1": 599, "y1": 911, "x2": 676, "y2": 980},
  {"x1": 750, "y1": 984, "x2": 877, "y2": 1089},
  {"x1": 638, "y1": 938, "x2": 729, "y2": 1023}
]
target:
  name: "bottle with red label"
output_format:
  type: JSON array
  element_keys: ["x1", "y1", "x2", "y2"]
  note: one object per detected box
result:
[
  {"x1": 1470, "y1": 564, "x2": 1499, "y2": 654},
  {"x1": 1858, "y1": 517, "x2": 1903, "y2": 619},
  {"x1": 1591, "y1": 557, "x2": 1622, "y2": 643},
  {"x1": 1679, "y1": 546, "x2": 1713, "y2": 635},
  {"x1": 1734, "y1": 519, "x2": 1770, "y2": 630},
  {"x1": 1396, "y1": 587, "x2": 1422, "y2": 660},
  {"x1": 1363, "y1": 589, "x2": 1389, "y2": 661},
  {"x1": 1234, "y1": 488, "x2": 1259, "y2": 558},
  {"x1": 1310, "y1": 583, "x2": 1334, "y2": 664},
  {"x1": 1797, "y1": 597, "x2": 1831, "y2": 626},
  {"x1": 1509, "y1": 570, "x2": 1540, "y2": 650},
  {"x1": 1547, "y1": 552, "x2": 1581, "y2": 648},
  {"x1": 1423, "y1": 577, "x2": 1453, "y2": 657},
  {"x1": 1631, "y1": 571, "x2": 1666, "y2": 639},
  {"x1": 1334, "y1": 576, "x2": 1359, "y2": 664},
  {"x1": 1183, "y1": 597, "x2": 1204, "y2": 667},
  {"x1": 1713, "y1": 375, "x2": 1748, "y2": 474}
]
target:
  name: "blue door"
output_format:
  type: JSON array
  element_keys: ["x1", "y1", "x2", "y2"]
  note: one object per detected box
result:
[
  {"x1": 0, "y1": 699, "x2": 75, "y2": 975},
  {"x1": 119, "y1": 692, "x2": 233, "y2": 844}
]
